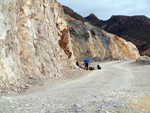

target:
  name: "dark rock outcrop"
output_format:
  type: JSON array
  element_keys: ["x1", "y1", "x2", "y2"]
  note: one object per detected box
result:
[
  {"x1": 62, "y1": 5, "x2": 89, "y2": 23},
  {"x1": 85, "y1": 15, "x2": 150, "y2": 54},
  {"x1": 65, "y1": 15, "x2": 140, "y2": 61}
]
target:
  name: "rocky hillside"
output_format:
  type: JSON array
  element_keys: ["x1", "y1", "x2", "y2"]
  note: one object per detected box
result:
[
  {"x1": 0, "y1": 0, "x2": 140, "y2": 94},
  {"x1": 0, "y1": 0, "x2": 76, "y2": 94},
  {"x1": 85, "y1": 13, "x2": 104, "y2": 27},
  {"x1": 65, "y1": 15, "x2": 140, "y2": 61},
  {"x1": 85, "y1": 14, "x2": 150, "y2": 54},
  {"x1": 62, "y1": 6, "x2": 140, "y2": 61},
  {"x1": 62, "y1": 5, "x2": 89, "y2": 23},
  {"x1": 62, "y1": 5, "x2": 150, "y2": 54},
  {"x1": 141, "y1": 48, "x2": 150, "y2": 56}
]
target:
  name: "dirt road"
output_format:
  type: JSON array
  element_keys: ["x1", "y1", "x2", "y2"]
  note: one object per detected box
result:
[{"x1": 0, "y1": 61, "x2": 150, "y2": 113}]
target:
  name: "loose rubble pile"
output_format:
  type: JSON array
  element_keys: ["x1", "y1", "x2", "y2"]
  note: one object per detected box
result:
[{"x1": 136, "y1": 56, "x2": 150, "y2": 65}]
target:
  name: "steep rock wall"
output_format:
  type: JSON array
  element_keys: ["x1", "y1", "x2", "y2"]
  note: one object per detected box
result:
[
  {"x1": 0, "y1": 0, "x2": 140, "y2": 94},
  {"x1": 0, "y1": 0, "x2": 74, "y2": 94},
  {"x1": 104, "y1": 31, "x2": 140, "y2": 60},
  {"x1": 65, "y1": 15, "x2": 140, "y2": 61}
]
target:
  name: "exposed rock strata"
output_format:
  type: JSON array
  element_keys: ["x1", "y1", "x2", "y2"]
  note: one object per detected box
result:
[
  {"x1": 65, "y1": 15, "x2": 140, "y2": 61},
  {"x1": 0, "y1": 0, "x2": 140, "y2": 94},
  {"x1": 0, "y1": 0, "x2": 75, "y2": 94},
  {"x1": 85, "y1": 14, "x2": 150, "y2": 54},
  {"x1": 104, "y1": 31, "x2": 140, "y2": 60}
]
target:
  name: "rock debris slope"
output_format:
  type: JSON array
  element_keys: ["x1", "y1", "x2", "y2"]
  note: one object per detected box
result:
[{"x1": 0, "y1": 0, "x2": 140, "y2": 94}]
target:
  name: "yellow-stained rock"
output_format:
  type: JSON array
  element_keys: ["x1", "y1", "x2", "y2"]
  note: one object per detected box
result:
[
  {"x1": 65, "y1": 15, "x2": 140, "y2": 61},
  {"x1": 104, "y1": 31, "x2": 140, "y2": 60}
]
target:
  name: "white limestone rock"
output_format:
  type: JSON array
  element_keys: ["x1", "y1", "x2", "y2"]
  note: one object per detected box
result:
[{"x1": 0, "y1": 0, "x2": 75, "y2": 93}]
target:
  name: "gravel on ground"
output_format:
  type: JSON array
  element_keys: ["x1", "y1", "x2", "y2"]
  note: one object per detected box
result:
[{"x1": 0, "y1": 61, "x2": 150, "y2": 113}]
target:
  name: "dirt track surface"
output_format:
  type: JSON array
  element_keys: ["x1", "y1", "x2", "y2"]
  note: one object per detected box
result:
[{"x1": 0, "y1": 61, "x2": 150, "y2": 113}]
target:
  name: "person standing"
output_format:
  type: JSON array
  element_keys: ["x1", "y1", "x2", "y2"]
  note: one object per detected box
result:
[
  {"x1": 84, "y1": 58, "x2": 90, "y2": 70},
  {"x1": 76, "y1": 61, "x2": 80, "y2": 67}
]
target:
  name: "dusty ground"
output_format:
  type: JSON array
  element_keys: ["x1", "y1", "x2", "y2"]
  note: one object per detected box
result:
[{"x1": 0, "y1": 61, "x2": 150, "y2": 113}]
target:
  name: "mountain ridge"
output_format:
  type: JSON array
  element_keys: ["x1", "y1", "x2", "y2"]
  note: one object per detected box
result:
[
  {"x1": 62, "y1": 5, "x2": 150, "y2": 55},
  {"x1": 85, "y1": 14, "x2": 150, "y2": 54},
  {"x1": 62, "y1": 5, "x2": 89, "y2": 23}
]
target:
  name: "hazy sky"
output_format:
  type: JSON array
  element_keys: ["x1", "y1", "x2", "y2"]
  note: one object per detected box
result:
[{"x1": 57, "y1": 0, "x2": 150, "y2": 20}]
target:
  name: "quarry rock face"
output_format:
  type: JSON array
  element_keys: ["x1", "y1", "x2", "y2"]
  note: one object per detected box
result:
[
  {"x1": 0, "y1": 0, "x2": 140, "y2": 94},
  {"x1": 65, "y1": 15, "x2": 140, "y2": 61},
  {"x1": 104, "y1": 31, "x2": 140, "y2": 60},
  {"x1": 0, "y1": 0, "x2": 74, "y2": 94}
]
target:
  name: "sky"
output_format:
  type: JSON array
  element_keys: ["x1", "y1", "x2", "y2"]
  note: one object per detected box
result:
[{"x1": 57, "y1": 0, "x2": 150, "y2": 20}]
